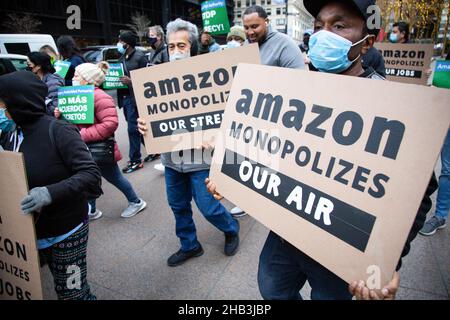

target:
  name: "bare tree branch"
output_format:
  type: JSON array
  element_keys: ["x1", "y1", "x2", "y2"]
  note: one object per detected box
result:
[
  {"x1": 126, "y1": 12, "x2": 151, "y2": 45},
  {"x1": 2, "y1": 13, "x2": 42, "y2": 33}
]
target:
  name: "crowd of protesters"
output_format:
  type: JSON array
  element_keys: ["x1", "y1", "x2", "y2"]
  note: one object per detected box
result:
[{"x1": 0, "y1": 0, "x2": 448, "y2": 301}]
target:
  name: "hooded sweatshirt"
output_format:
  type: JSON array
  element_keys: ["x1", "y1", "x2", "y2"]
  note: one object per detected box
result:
[
  {"x1": 0, "y1": 71, "x2": 102, "y2": 238},
  {"x1": 250, "y1": 26, "x2": 305, "y2": 69}
]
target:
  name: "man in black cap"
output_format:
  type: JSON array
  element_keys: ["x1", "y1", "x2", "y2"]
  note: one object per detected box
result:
[
  {"x1": 255, "y1": 0, "x2": 437, "y2": 300},
  {"x1": 117, "y1": 31, "x2": 158, "y2": 174}
]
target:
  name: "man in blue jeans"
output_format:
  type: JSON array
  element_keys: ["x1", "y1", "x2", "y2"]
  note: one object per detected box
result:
[
  {"x1": 207, "y1": 0, "x2": 437, "y2": 300},
  {"x1": 138, "y1": 18, "x2": 239, "y2": 266},
  {"x1": 117, "y1": 31, "x2": 159, "y2": 174},
  {"x1": 420, "y1": 130, "x2": 450, "y2": 235}
]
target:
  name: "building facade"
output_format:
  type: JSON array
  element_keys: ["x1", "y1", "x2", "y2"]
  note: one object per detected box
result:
[
  {"x1": 0, "y1": 0, "x2": 234, "y2": 45},
  {"x1": 233, "y1": 0, "x2": 313, "y2": 43},
  {"x1": 438, "y1": 0, "x2": 450, "y2": 54}
]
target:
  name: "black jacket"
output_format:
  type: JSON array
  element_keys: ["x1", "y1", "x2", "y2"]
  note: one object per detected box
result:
[
  {"x1": 118, "y1": 48, "x2": 148, "y2": 99},
  {"x1": 0, "y1": 71, "x2": 102, "y2": 238},
  {"x1": 362, "y1": 47, "x2": 386, "y2": 77}
]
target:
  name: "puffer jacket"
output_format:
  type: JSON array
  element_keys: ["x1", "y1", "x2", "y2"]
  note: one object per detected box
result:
[
  {"x1": 43, "y1": 72, "x2": 65, "y2": 115},
  {"x1": 78, "y1": 87, "x2": 122, "y2": 162}
]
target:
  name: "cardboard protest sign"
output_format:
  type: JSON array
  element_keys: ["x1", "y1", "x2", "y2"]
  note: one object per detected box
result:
[
  {"x1": 130, "y1": 44, "x2": 260, "y2": 154},
  {"x1": 374, "y1": 43, "x2": 434, "y2": 85},
  {"x1": 57, "y1": 85, "x2": 95, "y2": 124},
  {"x1": 201, "y1": 0, "x2": 231, "y2": 35},
  {"x1": 54, "y1": 60, "x2": 71, "y2": 79},
  {"x1": 432, "y1": 60, "x2": 450, "y2": 89},
  {"x1": 210, "y1": 63, "x2": 450, "y2": 286},
  {"x1": 103, "y1": 63, "x2": 128, "y2": 90},
  {"x1": 0, "y1": 151, "x2": 43, "y2": 300}
]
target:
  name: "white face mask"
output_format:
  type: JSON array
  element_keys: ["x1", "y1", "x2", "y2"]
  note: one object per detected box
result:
[
  {"x1": 227, "y1": 40, "x2": 241, "y2": 49},
  {"x1": 72, "y1": 80, "x2": 81, "y2": 86},
  {"x1": 169, "y1": 51, "x2": 191, "y2": 62}
]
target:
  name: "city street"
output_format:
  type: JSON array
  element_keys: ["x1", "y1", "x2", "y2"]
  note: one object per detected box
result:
[{"x1": 41, "y1": 91, "x2": 450, "y2": 300}]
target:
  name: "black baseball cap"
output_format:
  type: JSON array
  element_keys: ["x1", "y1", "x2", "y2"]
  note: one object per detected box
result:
[
  {"x1": 304, "y1": 0, "x2": 376, "y2": 19},
  {"x1": 303, "y1": 0, "x2": 378, "y2": 35}
]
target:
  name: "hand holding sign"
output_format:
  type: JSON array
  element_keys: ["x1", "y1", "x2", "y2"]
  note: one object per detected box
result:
[
  {"x1": 349, "y1": 272, "x2": 400, "y2": 300},
  {"x1": 120, "y1": 75, "x2": 132, "y2": 86},
  {"x1": 137, "y1": 117, "x2": 148, "y2": 136},
  {"x1": 205, "y1": 178, "x2": 224, "y2": 201}
]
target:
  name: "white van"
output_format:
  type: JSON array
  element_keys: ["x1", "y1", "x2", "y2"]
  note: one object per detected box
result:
[{"x1": 0, "y1": 34, "x2": 58, "y2": 55}]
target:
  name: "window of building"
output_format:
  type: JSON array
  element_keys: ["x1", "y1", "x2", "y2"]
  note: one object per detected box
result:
[
  {"x1": 237, "y1": 1, "x2": 241, "y2": 7},
  {"x1": 267, "y1": 8, "x2": 271, "y2": 15},
  {"x1": 276, "y1": 8, "x2": 281, "y2": 15},
  {"x1": 276, "y1": 18, "x2": 286, "y2": 25}
]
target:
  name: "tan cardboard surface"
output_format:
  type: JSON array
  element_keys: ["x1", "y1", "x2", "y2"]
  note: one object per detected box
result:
[
  {"x1": 374, "y1": 43, "x2": 434, "y2": 85},
  {"x1": 210, "y1": 63, "x2": 450, "y2": 286},
  {"x1": 0, "y1": 151, "x2": 43, "y2": 300},
  {"x1": 131, "y1": 44, "x2": 260, "y2": 154}
]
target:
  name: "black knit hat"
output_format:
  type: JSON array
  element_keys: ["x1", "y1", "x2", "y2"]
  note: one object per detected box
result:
[{"x1": 119, "y1": 31, "x2": 138, "y2": 47}]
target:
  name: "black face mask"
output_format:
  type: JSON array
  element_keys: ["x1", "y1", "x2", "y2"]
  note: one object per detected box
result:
[{"x1": 148, "y1": 37, "x2": 158, "y2": 46}]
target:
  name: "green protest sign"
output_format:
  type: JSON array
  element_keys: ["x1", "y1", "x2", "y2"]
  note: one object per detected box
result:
[
  {"x1": 103, "y1": 63, "x2": 128, "y2": 90},
  {"x1": 57, "y1": 85, "x2": 95, "y2": 124},
  {"x1": 201, "y1": 0, "x2": 230, "y2": 35},
  {"x1": 54, "y1": 61, "x2": 71, "y2": 78},
  {"x1": 433, "y1": 60, "x2": 450, "y2": 89}
]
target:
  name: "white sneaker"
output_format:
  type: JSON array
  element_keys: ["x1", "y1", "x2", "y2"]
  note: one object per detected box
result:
[
  {"x1": 154, "y1": 163, "x2": 165, "y2": 172},
  {"x1": 121, "y1": 199, "x2": 147, "y2": 218},
  {"x1": 230, "y1": 207, "x2": 247, "y2": 218},
  {"x1": 89, "y1": 209, "x2": 103, "y2": 221}
]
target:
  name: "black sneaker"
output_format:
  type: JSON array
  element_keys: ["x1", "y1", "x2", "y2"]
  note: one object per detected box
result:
[
  {"x1": 122, "y1": 161, "x2": 143, "y2": 174},
  {"x1": 224, "y1": 220, "x2": 240, "y2": 256},
  {"x1": 144, "y1": 154, "x2": 160, "y2": 162},
  {"x1": 167, "y1": 244, "x2": 204, "y2": 267}
]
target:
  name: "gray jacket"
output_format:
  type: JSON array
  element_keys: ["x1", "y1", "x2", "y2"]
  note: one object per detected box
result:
[
  {"x1": 43, "y1": 72, "x2": 65, "y2": 115},
  {"x1": 146, "y1": 44, "x2": 169, "y2": 66},
  {"x1": 253, "y1": 27, "x2": 305, "y2": 69},
  {"x1": 161, "y1": 149, "x2": 211, "y2": 173}
]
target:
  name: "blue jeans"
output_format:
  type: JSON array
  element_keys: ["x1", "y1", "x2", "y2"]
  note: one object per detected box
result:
[
  {"x1": 89, "y1": 163, "x2": 140, "y2": 212},
  {"x1": 164, "y1": 167, "x2": 239, "y2": 252},
  {"x1": 258, "y1": 231, "x2": 352, "y2": 300},
  {"x1": 435, "y1": 130, "x2": 450, "y2": 220},
  {"x1": 121, "y1": 95, "x2": 143, "y2": 163}
]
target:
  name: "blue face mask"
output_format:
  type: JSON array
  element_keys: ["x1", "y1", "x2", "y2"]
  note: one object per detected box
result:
[
  {"x1": 0, "y1": 108, "x2": 16, "y2": 132},
  {"x1": 389, "y1": 33, "x2": 399, "y2": 43},
  {"x1": 308, "y1": 30, "x2": 369, "y2": 74},
  {"x1": 117, "y1": 43, "x2": 127, "y2": 54}
]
